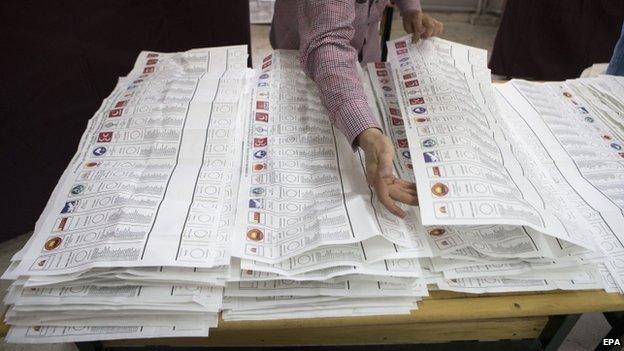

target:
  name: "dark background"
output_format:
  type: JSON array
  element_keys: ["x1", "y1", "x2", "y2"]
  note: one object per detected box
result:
[
  {"x1": 0, "y1": 0, "x2": 251, "y2": 241},
  {"x1": 490, "y1": 0, "x2": 624, "y2": 80}
]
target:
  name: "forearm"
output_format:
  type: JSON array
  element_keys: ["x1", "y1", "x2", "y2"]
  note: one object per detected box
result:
[
  {"x1": 297, "y1": 0, "x2": 380, "y2": 145},
  {"x1": 306, "y1": 52, "x2": 380, "y2": 145}
]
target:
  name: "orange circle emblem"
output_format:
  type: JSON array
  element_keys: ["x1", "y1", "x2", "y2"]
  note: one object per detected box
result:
[
  {"x1": 429, "y1": 228, "x2": 446, "y2": 236},
  {"x1": 246, "y1": 229, "x2": 264, "y2": 241},
  {"x1": 44, "y1": 237, "x2": 62, "y2": 251},
  {"x1": 431, "y1": 182, "x2": 449, "y2": 197}
]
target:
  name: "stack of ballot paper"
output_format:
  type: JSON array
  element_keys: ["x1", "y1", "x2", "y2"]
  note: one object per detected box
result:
[
  {"x1": 3, "y1": 36, "x2": 624, "y2": 343},
  {"x1": 2, "y1": 45, "x2": 255, "y2": 342},
  {"x1": 375, "y1": 36, "x2": 624, "y2": 294},
  {"x1": 224, "y1": 50, "x2": 429, "y2": 320}
]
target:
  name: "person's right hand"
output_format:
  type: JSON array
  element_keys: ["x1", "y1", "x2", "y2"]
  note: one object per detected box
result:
[
  {"x1": 356, "y1": 128, "x2": 419, "y2": 218},
  {"x1": 401, "y1": 10, "x2": 444, "y2": 42}
]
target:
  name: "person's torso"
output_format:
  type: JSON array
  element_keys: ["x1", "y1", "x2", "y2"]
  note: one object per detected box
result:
[{"x1": 270, "y1": 0, "x2": 388, "y2": 63}]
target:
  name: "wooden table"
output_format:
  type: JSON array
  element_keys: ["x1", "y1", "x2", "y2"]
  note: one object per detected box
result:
[{"x1": 4, "y1": 289, "x2": 618, "y2": 349}]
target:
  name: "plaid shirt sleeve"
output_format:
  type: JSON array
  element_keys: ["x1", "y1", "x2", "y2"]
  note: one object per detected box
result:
[{"x1": 297, "y1": 0, "x2": 381, "y2": 146}]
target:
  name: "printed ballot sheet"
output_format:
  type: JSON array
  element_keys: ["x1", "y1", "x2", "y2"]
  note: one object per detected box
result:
[
  {"x1": 385, "y1": 36, "x2": 608, "y2": 251},
  {"x1": 4, "y1": 37, "x2": 624, "y2": 343},
  {"x1": 230, "y1": 51, "x2": 431, "y2": 266},
  {"x1": 386, "y1": 37, "x2": 572, "y2": 234},
  {"x1": 368, "y1": 61, "x2": 561, "y2": 262},
  {"x1": 384, "y1": 35, "x2": 624, "y2": 291},
  {"x1": 9, "y1": 45, "x2": 253, "y2": 277},
  {"x1": 495, "y1": 78, "x2": 624, "y2": 289},
  {"x1": 2, "y1": 44, "x2": 254, "y2": 344},
  {"x1": 225, "y1": 51, "x2": 428, "y2": 321}
]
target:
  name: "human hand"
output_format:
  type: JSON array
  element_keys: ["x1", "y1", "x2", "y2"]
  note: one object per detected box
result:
[
  {"x1": 356, "y1": 128, "x2": 418, "y2": 218},
  {"x1": 401, "y1": 10, "x2": 444, "y2": 42}
]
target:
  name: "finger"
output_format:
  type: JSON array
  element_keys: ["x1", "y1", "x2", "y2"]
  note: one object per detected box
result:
[
  {"x1": 412, "y1": 29, "x2": 419, "y2": 43},
  {"x1": 399, "y1": 186, "x2": 418, "y2": 196},
  {"x1": 376, "y1": 179, "x2": 406, "y2": 217},
  {"x1": 411, "y1": 12, "x2": 424, "y2": 42},
  {"x1": 394, "y1": 178, "x2": 417, "y2": 190},
  {"x1": 389, "y1": 187, "x2": 419, "y2": 206},
  {"x1": 434, "y1": 21, "x2": 444, "y2": 36},
  {"x1": 381, "y1": 193, "x2": 407, "y2": 217},
  {"x1": 390, "y1": 178, "x2": 418, "y2": 196},
  {"x1": 374, "y1": 173, "x2": 406, "y2": 217},
  {"x1": 391, "y1": 180, "x2": 418, "y2": 195},
  {"x1": 421, "y1": 18, "x2": 435, "y2": 38}
]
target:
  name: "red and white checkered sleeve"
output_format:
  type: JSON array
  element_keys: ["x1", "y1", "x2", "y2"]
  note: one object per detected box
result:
[
  {"x1": 297, "y1": 0, "x2": 381, "y2": 146},
  {"x1": 394, "y1": 0, "x2": 422, "y2": 12}
]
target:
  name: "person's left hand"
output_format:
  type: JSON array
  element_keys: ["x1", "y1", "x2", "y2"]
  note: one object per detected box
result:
[{"x1": 401, "y1": 10, "x2": 444, "y2": 42}]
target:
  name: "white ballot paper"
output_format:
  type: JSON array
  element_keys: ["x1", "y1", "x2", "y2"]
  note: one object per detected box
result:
[
  {"x1": 383, "y1": 35, "x2": 624, "y2": 292},
  {"x1": 494, "y1": 78, "x2": 624, "y2": 290},
  {"x1": 3, "y1": 45, "x2": 253, "y2": 343},
  {"x1": 8, "y1": 45, "x2": 251, "y2": 278},
  {"x1": 4, "y1": 37, "x2": 624, "y2": 343},
  {"x1": 230, "y1": 51, "x2": 431, "y2": 265}
]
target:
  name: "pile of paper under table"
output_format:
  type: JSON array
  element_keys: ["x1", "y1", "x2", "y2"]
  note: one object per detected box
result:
[{"x1": 3, "y1": 36, "x2": 624, "y2": 343}]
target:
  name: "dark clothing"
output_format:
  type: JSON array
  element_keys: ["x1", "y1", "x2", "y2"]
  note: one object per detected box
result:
[
  {"x1": 607, "y1": 22, "x2": 624, "y2": 76},
  {"x1": 489, "y1": 0, "x2": 624, "y2": 80}
]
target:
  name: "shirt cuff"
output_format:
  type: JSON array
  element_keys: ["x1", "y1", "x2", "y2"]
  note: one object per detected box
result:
[
  {"x1": 333, "y1": 99, "x2": 382, "y2": 147},
  {"x1": 394, "y1": 0, "x2": 422, "y2": 12}
]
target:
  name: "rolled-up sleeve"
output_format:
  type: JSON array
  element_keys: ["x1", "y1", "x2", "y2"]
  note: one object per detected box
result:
[
  {"x1": 297, "y1": 0, "x2": 380, "y2": 145},
  {"x1": 394, "y1": 0, "x2": 422, "y2": 12}
]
